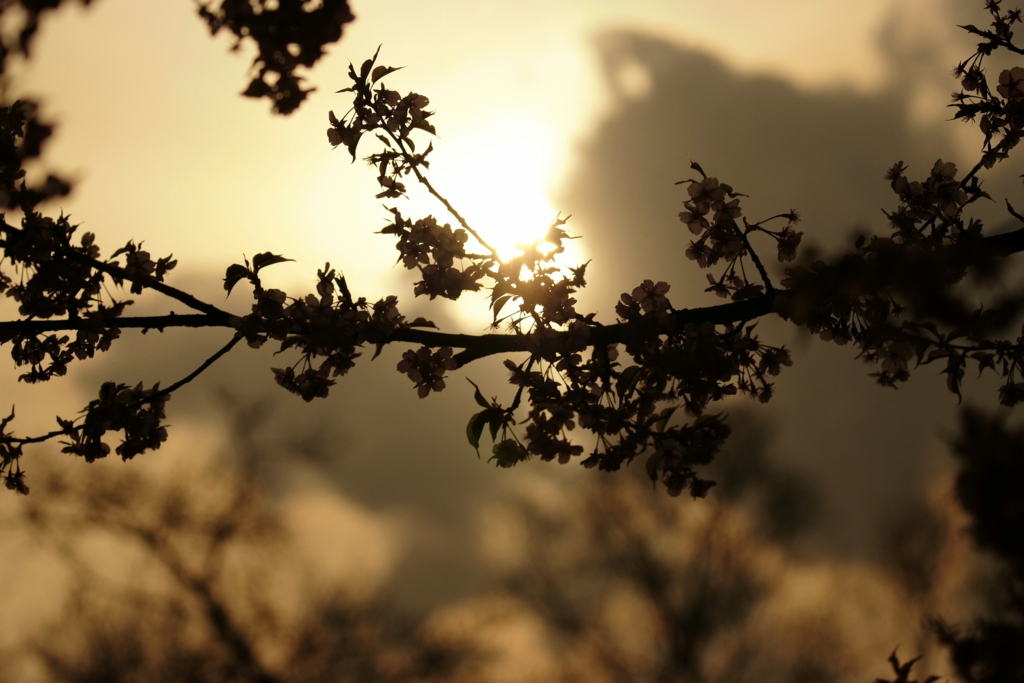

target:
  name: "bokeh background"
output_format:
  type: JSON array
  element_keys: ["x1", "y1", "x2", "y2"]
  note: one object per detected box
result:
[{"x1": 0, "y1": 1, "x2": 1018, "y2": 681}]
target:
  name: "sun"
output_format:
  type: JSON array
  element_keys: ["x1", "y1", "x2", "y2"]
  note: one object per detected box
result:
[{"x1": 429, "y1": 113, "x2": 564, "y2": 262}]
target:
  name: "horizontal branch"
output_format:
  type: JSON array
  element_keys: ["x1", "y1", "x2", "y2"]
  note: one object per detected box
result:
[
  {"x1": 0, "y1": 313, "x2": 233, "y2": 337},
  {"x1": 3, "y1": 223, "x2": 1023, "y2": 365},
  {"x1": 0, "y1": 220, "x2": 230, "y2": 318}
]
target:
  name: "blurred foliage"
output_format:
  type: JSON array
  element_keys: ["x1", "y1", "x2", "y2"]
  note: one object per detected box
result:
[{"x1": 4, "y1": 429, "x2": 467, "y2": 683}]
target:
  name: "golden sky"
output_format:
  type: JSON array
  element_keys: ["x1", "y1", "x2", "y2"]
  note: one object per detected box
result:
[
  {"x1": 0, "y1": 0, "x2": 1002, "y2": 604},
  {"x1": 0, "y1": 4, "x2": 1014, "y2": 668},
  {"x1": 7, "y1": 0, "x2": 940, "y2": 305}
]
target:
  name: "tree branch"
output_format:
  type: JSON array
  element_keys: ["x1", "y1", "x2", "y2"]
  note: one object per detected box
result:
[
  {"x1": 0, "y1": 313, "x2": 233, "y2": 337},
  {"x1": 0, "y1": 220, "x2": 231, "y2": 318}
]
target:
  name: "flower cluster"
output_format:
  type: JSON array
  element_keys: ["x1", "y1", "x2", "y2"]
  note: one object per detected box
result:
[
  {"x1": 58, "y1": 381, "x2": 170, "y2": 463},
  {"x1": 679, "y1": 175, "x2": 746, "y2": 267},
  {"x1": 953, "y1": 5, "x2": 1024, "y2": 168},
  {"x1": 326, "y1": 49, "x2": 436, "y2": 198},
  {"x1": 232, "y1": 263, "x2": 412, "y2": 402},
  {"x1": 0, "y1": 410, "x2": 26, "y2": 494},
  {"x1": 379, "y1": 209, "x2": 488, "y2": 300},
  {"x1": 678, "y1": 165, "x2": 802, "y2": 304},
  {"x1": 198, "y1": 0, "x2": 355, "y2": 115},
  {"x1": 396, "y1": 346, "x2": 458, "y2": 398},
  {"x1": 477, "y1": 282, "x2": 793, "y2": 495},
  {"x1": 884, "y1": 159, "x2": 968, "y2": 235},
  {"x1": 779, "y1": 152, "x2": 1024, "y2": 402},
  {"x1": 490, "y1": 243, "x2": 588, "y2": 329},
  {"x1": 1, "y1": 211, "x2": 179, "y2": 383},
  {"x1": 0, "y1": 99, "x2": 71, "y2": 213}
]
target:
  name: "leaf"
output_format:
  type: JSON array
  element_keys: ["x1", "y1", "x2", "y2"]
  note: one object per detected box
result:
[
  {"x1": 251, "y1": 252, "x2": 293, "y2": 273},
  {"x1": 467, "y1": 378, "x2": 489, "y2": 408},
  {"x1": 371, "y1": 65, "x2": 403, "y2": 83},
  {"x1": 944, "y1": 355, "x2": 966, "y2": 402},
  {"x1": 652, "y1": 406, "x2": 678, "y2": 432},
  {"x1": 466, "y1": 411, "x2": 487, "y2": 456},
  {"x1": 359, "y1": 57, "x2": 374, "y2": 80},
  {"x1": 971, "y1": 351, "x2": 996, "y2": 373},
  {"x1": 491, "y1": 294, "x2": 513, "y2": 320},
  {"x1": 720, "y1": 182, "x2": 748, "y2": 198},
  {"x1": 488, "y1": 411, "x2": 503, "y2": 442},
  {"x1": 922, "y1": 348, "x2": 952, "y2": 364},
  {"x1": 408, "y1": 317, "x2": 437, "y2": 328},
  {"x1": 491, "y1": 280, "x2": 513, "y2": 303},
  {"x1": 242, "y1": 78, "x2": 271, "y2": 99},
  {"x1": 616, "y1": 366, "x2": 642, "y2": 399},
  {"x1": 689, "y1": 161, "x2": 706, "y2": 178},
  {"x1": 223, "y1": 263, "x2": 251, "y2": 295},
  {"x1": 645, "y1": 453, "x2": 660, "y2": 483}
]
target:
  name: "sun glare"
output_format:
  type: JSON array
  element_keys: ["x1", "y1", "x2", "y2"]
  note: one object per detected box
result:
[{"x1": 432, "y1": 114, "x2": 564, "y2": 262}]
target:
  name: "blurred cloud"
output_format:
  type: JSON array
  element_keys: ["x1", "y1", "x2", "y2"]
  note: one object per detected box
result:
[{"x1": 3, "y1": 0, "x2": 1017, "y2": 613}]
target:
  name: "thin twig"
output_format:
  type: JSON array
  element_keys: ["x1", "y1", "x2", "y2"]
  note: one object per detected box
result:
[
  {"x1": 365, "y1": 90, "x2": 503, "y2": 262},
  {"x1": 6, "y1": 333, "x2": 243, "y2": 447}
]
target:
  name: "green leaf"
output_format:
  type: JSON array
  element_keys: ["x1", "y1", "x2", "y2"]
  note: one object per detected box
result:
[
  {"x1": 278, "y1": 335, "x2": 307, "y2": 352},
  {"x1": 223, "y1": 263, "x2": 250, "y2": 295},
  {"x1": 251, "y1": 252, "x2": 293, "y2": 273},
  {"x1": 414, "y1": 120, "x2": 436, "y2": 135},
  {"x1": 491, "y1": 280, "x2": 513, "y2": 303},
  {"x1": 689, "y1": 161, "x2": 706, "y2": 178}
]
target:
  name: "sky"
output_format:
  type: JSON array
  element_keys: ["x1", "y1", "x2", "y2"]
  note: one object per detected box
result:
[
  {"x1": 0, "y1": 0, "x2": 1014, "y2": 647},
  {"x1": 6, "y1": 0, "x2": 948, "y2": 299}
]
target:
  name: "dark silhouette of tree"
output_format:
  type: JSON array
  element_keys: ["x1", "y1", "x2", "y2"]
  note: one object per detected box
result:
[
  {"x1": 1, "y1": 1, "x2": 1024, "y2": 680},
  {"x1": 2, "y1": 0, "x2": 1024, "y2": 501}
]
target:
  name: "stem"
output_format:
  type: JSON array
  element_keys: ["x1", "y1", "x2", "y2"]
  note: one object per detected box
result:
[{"x1": 739, "y1": 223, "x2": 775, "y2": 296}]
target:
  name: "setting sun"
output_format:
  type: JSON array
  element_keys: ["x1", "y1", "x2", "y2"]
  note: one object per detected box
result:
[{"x1": 430, "y1": 112, "x2": 563, "y2": 261}]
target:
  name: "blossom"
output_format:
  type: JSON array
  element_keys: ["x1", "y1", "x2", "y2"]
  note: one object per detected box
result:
[
  {"x1": 776, "y1": 227, "x2": 803, "y2": 262},
  {"x1": 997, "y1": 66, "x2": 1024, "y2": 100},
  {"x1": 631, "y1": 280, "x2": 672, "y2": 314},
  {"x1": 397, "y1": 346, "x2": 457, "y2": 397}
]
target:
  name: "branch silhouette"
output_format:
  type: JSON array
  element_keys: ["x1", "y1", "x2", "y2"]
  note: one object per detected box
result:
[{"x1": 4, "y1": 1, "x2": 1024, "y2": 503}]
